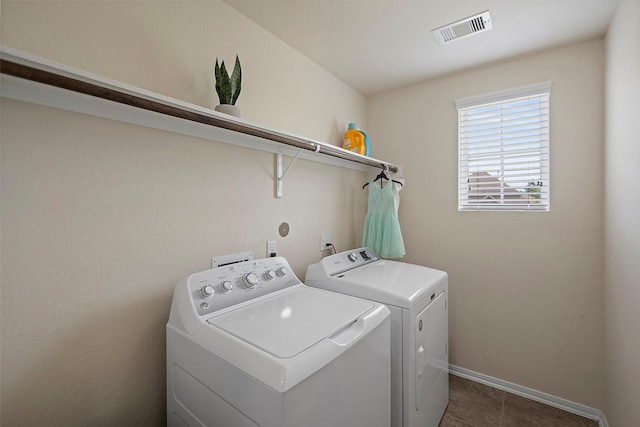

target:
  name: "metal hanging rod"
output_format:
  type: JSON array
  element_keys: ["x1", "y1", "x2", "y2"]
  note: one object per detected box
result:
[{"x1": 0, "y1": 47, "x2": 398, "y2": 174}]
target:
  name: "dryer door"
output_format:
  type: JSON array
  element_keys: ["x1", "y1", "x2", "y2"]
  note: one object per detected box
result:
[{"x1": 415, "y1": 290, "x2": 448, "y2": 413}]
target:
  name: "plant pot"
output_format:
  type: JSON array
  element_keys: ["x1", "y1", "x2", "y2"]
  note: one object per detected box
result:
[{"x1": 215, "y1": 104, "x2": 241, "y2": 118}]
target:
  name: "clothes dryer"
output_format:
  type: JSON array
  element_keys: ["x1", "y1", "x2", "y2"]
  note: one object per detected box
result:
[
  {"x1": 306, "y1": 248, "x2": 448, "y2": 427},
  {"x1": 167, "y1": 256, "x2": 390, "y2": 427}
]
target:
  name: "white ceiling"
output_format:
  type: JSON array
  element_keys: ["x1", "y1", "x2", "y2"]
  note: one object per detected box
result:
[{"x1": 223, "y1": 0, "x2": 619, "y2": 96}]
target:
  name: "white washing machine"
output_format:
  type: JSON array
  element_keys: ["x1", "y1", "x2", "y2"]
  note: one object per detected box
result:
[
  {"x1": 166, "y1": 255, "x2": 391, "y2": 427},
  {"x1": 305, "y1": 247, "x2": 448, "y2": 427}
]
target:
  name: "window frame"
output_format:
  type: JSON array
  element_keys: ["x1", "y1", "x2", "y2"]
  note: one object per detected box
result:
[{"x1": 455, "y1": 81, "x2": 552, "y2": 212}]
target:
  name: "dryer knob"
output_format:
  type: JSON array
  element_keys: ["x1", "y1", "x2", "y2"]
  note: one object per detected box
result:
[
  {"x1": 348, "y1": 252, "x2": 358, "y2": 262},
  {"x1": 200, "y1": 285, "x2": 215, "y2": 298},
  {"x1": 241, "y1": 272, "x2": 259, "y2": 289},
  {"x1": 275, "y1": 267, "x2": 288, "y2": 277},
  {"x1": 264, "y1": 270, "x2": 277, "y2": 281},
  {"x1": 220, "y1": 281, "x2": 233, "y2": 293}
]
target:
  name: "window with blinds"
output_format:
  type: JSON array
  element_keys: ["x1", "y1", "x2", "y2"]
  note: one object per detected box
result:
[{"x1": 456, "y1": 81, "x2": 551, "y2": 211}]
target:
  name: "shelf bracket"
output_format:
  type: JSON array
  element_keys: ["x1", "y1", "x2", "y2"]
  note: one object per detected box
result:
[{"x1": 276, "y1": 148, "x2": 304, "y2": 199}]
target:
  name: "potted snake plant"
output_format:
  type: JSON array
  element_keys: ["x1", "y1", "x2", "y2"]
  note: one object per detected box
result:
[{"x1": 214, "y1": 55, "x2": 242, "y2": 117}]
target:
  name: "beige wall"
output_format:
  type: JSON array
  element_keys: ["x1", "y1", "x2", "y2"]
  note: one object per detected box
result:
[
  {"x1": 604, "y1": 1, "x2": 640, "y2": 425},
  {"x1": 368, "y1": 39, "x2": 605, "y2": 408},
  {"x1": 0, "y1": 1, "x2": 368, "y2": 425},
  {"x1": 0, "y1": 0, "x2": 366, "y2": 144}
]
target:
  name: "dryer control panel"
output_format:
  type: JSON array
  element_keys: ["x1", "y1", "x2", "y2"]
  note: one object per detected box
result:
[
  {"x1": 319, "y1": 247, "x2": 380, "y2": 276},
  {"x1": 184, "y1": 257, "x2": 301, "y2": 316}
]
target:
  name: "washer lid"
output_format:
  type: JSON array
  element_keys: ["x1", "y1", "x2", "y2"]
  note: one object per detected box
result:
[
  {"x1": 309, "y1": 260, "x2": 448, "y2": 309},
  {"x1": 207, "y1": 286, "x2": 374, "y2": 358}
]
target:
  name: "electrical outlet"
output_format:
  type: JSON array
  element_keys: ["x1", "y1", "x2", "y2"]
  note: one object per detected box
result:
[
  {"x1": 320, "y1": 234, "x2": 331, "y2": 252},
  {"x1": 267, "y1": 240, "x2": 277, "y2": 257}
]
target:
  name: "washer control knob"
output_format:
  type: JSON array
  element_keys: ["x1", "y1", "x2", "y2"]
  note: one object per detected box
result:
[
  {"x1": 264, "y1": 270, "x2": 277, "y2": 281},
  {"x1": 220, "y1": 281, "x2": 233, "y2": 293},
  {"x1": 275, "y1": 267, "x2": 288, "y2": 277},
  {"x1": 241, "y1": 272, "x2": 259, "y2": 289},
  {"x1": 348, "y1": 252, "x2": 358, "y2": 262},
  {"x1": 200, "y1": 285, "x2": 215, "y2": 298}
]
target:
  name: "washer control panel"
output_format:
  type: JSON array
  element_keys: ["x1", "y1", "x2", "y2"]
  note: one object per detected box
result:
[
  {"x1": 188, "y1": 257, "x2": 300, "y2": 315},
  {"x1": 321, "y1": 247, "x2": 380, "y2": 276}
]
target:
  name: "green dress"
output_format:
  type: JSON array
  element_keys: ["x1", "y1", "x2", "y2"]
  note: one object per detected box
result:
[{"x1": 362, "y1": 180, "x2": 405, "y2": 258}]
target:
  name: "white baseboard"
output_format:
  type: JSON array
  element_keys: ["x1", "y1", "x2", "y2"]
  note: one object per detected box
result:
[{"x1": 449, "y1": 365, "x2": 608, "y2": 427}]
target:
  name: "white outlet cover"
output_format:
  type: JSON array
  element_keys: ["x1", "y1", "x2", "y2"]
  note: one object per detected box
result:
[
  {"x1": 320, "y1": 234, "x2": 331, "y2": 251},
  {"x1": 267, "y1": 240, "x2": 277, "y2": 256}
]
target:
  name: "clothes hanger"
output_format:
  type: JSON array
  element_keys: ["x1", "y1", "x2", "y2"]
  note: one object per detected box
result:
[{"x1": 362, "y1": 166, "x2": 403, "y2": 189}]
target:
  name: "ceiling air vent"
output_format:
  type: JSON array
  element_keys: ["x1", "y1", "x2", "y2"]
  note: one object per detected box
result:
[{"x1": 432, "y1": 10, "x2": 493, "y2": 45}]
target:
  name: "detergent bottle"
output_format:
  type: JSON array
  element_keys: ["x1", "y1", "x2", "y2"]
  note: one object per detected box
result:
[
  {"x1": 343, "y1": 123, "x2": 366, "y2": 155},
  {"x1": 359, "y1": 129, "x2": 371, "y2": 156}
]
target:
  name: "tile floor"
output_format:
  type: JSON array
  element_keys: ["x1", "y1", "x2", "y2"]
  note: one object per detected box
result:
[{"x1": 439, "y1": 375, "x2": 599, "y2": 427}]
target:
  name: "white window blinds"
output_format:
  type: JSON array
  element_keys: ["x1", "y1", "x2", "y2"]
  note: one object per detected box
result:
[{"x1": 456, "y1": 81, "x2": 551, "y2": 211}]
